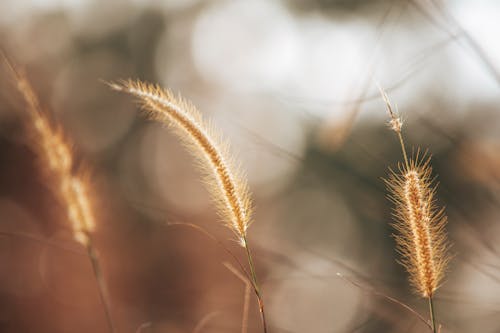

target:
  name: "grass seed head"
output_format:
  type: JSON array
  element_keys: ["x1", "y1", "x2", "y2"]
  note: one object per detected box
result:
[
  {"x1": 110, "y1": 80, "x2": 253, "y2": 245},
  {"x1": 386, "y1": 154, "x2": 450, "y2": 298},
  {"x1": 5, "y1": 60, "x2": 95, "y2": 245}
]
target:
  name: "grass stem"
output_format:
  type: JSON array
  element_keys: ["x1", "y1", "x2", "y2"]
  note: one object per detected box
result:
[
  {"x1": 396, "y1": 130, "x2": 410, "y2": 170},
  {"x1": 428, "y1": 296, "x2": 437, "y2": 333},
  {"x1": 243, "y1": 236, "x2": 268, "y2": 333},
  {"x1": 85, "y1": 236, "x2": 116, "y2": 333}
]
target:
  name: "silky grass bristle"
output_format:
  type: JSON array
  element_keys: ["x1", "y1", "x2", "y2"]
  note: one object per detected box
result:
[
  {"x1": 386, "y1": 155, "x2": 449, "y2": 298},
  {"x1": 109, "y1": 80, "x2": 252, "y2": 246}
]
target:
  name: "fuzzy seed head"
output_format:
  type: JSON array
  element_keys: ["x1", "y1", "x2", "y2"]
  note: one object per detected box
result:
[
  {"x1": 110, "y1": 80, "x2": 253, "y2": 245},
  {"x1": 378, "y1": 84, "x2": 403, "y2": 133},
  {"x1": 7, "y1": 63, "x2": 95, "y2": 245},
  {"x1": 386, "y1": 155, "x2": 450, "y2": 298},
  {"x1": 389, "y1": 117, "x2": 403, "y2": 133}
]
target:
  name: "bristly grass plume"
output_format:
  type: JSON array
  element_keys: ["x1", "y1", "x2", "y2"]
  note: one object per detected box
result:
[
  {"x1": 4, "y1": 60, "x2": 95, "y2": 246},
  {"x1": 3, "y1": 56, "x2": 115, "y2": 333},
  {"x1": 380, "y1": 87, "x2": 450, "y2": 332},
  {"x1": 386, "y1": 154, "x2": 449, "y2": 298},
  {"x1": 110, "y1": 79, "x2": 267, "y2": 333},
  {"x1": 109, "y1": 80, "x2": 253, "y2": 246}
]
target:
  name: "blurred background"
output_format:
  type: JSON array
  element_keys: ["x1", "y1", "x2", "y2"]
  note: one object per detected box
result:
[{"x1": 0, "y1": 0, "x2": 499, "y2": 332}]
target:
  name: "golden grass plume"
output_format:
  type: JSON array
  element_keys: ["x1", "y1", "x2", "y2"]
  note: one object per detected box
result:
[
  {"x1": 381, "y1": 88, "x2": 450, "y2": 298},
  {"x1": 386, "y1": 154, "x2": 450, "y2": 298},
  {"x1": 4, "y1": 60, "x2": 95, "y2": 246},
  {"x1": 109, "y1": 79, "x2": 252, "y2": 246},
  {"x1": 4, "y1": 58, "x2": 116, "y2": 332}
]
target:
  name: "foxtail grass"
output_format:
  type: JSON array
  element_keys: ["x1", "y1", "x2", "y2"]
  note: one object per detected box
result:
[
  {"x1": 3, "y1": 57, "x2": 115, "y2": 333},
  {"x1": 110, "y1": 79, "x2": 267, "y2": 333},
  {"x1": 380, "y1": 88, "x2": 450, "y2": 332}
]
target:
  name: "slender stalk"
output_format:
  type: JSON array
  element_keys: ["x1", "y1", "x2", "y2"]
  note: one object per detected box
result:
[
  {"x1": 223, "y1": 262, "x2": 251, "y2": 333},
  {"x1": 428, "y1": 296, "x2": 437, "y2": 333},
  {"x1": 111, "y1": 80, "x2": 267, "y2": 332},
  {"x1": 337, "y1": 273, "x2": 432, "y2": 329},
  {"x1": 85, "y1": 236, "x2": 116, "y2": 333},
  {"x1": 381, "y1": 88, "x2": 449, "y2": 331},
  {"x1": 242, "y1": 282, "x2": 251, "y2": 333},
  {"x1": 242, "y1": 236, "x2": 268, "y2": 333},
  {"x1": 395, "y1": 130, "x2": 410, "y2": 170}
]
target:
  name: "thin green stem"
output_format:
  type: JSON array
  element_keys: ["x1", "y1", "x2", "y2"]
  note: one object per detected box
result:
[
  {"x1": 428, "y1": 296, "x2": 437, "y2": 333},
  {"x1": 85, "y1": 236, "x2": 116, "y2": 333},
  {"x1": 242, "y1": 236, "x2": 268, "y2": 333}
]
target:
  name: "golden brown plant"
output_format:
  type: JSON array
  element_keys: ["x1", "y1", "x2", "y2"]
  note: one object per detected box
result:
[
  {"x1": 109, "y1": 80, "x2": 252, "y2": 245},
  {"x1": 3, "y1": 57, "x2": 115, "y2": 333},
  {"x1": 110, "y1": 79, "x2": 267, "y2": 333},
  {"x1": 6, "y1": 62, "x2": 95, "y2": 246},
  {"x1": 380, "y1": 88, "x2": 450, "y2": 332},
  {"x1": 386, "y1": 156, "x2": 449, "y2": 298}
]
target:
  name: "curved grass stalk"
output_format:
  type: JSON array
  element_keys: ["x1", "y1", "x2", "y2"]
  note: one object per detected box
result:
[{"x1": 111, "y1": 80, "x2": 267, "y2": 333}]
